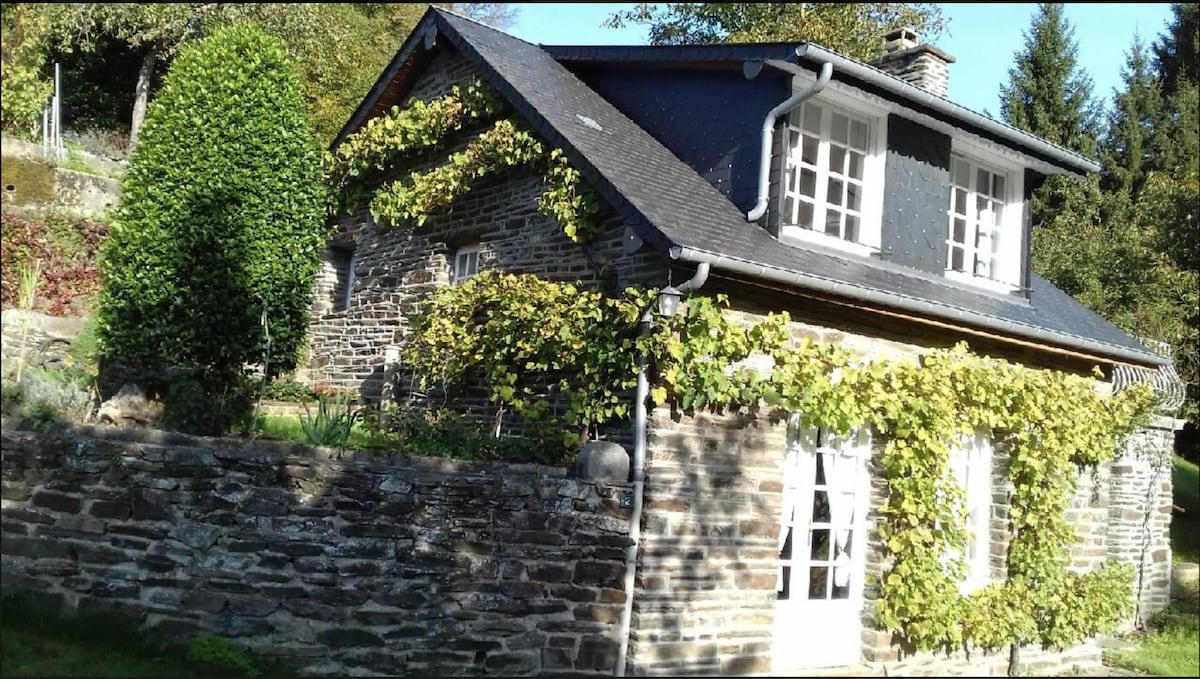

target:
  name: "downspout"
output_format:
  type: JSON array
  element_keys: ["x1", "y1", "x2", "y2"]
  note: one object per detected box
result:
[
  {"x1": 615, "y1": 262, "x2": 710, "y2": 677},
  {"x1": 746, "y1": 60, "x2": 833, "y2": 222}
]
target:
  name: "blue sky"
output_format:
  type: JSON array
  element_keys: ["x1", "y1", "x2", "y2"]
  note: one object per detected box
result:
[{"x1": 504, "y1": 3, "x2": 1176, "y2": 116}]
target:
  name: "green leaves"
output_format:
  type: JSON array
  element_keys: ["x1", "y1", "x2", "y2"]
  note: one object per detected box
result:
[
  {"x1": 96, "y1": 23, "x2": 324, "y2": 430},
  {"x1": 398, "y1": 272, "x2": 1150, "y2": 651}
]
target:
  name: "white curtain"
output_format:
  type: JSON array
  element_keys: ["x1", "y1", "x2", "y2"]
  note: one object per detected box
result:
[
  {"x1": 777, "y1": 420, "x2": 818, "y2": 591},
  {"x1": 824, "y1": 430, "x2": 864, "y2": 588}
]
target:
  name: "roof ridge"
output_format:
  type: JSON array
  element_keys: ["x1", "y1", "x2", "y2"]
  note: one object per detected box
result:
[{"x1": 431, "y1": 6, "x2": 540, "y2": 49}]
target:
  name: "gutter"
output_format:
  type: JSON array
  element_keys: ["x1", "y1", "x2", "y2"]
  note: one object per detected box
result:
[
  {"x1": 668, "y1": 246, "x2": 1166, "y2": 368},
  {"x1": 793, "y1": 44, "x2": 1101, "y2": 175},
  {"x1": 746, "y1": 59, "x2": 833, "y2": 222},
  {"x1": 615, "y1": 263, "x2": 710, "y2": 677}
]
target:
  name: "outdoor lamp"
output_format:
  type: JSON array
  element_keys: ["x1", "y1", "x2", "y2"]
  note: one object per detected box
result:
[{"x1": 655, "y1": 285, "x2": 683, "y2": 318}]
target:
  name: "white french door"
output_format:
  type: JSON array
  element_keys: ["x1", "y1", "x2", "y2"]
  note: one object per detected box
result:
[{"x1": 772, "y1": 423, "x2": 871, "y2": 671}]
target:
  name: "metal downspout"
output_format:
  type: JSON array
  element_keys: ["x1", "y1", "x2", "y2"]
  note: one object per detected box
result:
[
  {"x1": 746, "y1": 60, "x2": 833, "y2": 222},
  {"x1": 615, "y1": 262, "x2": 710, "y2": 677}
]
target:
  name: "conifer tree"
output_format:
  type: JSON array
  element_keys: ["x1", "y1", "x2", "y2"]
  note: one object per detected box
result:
[{"x1": 999, "y1": 3, "x2": 1101, "y2": 157}]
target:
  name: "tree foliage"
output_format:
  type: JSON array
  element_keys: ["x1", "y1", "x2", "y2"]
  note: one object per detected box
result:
[
  {"x1": 999, "y1": 3, "x2": 1101, "y2": 157},
  {"x1": 1019, "y1": 3, "x2": 1200, "y2": 419},
  {"x1": 12, "y1": 3, "x2": 516, "y2": 149},
  {"x1": 604, "y1": 3, "x2": 946, "y2": 61},
  {"x1": 0, "y1": 3, "x2": 51, "y2": 136},
  {"x1": 96, "y1": 23, "x2": 325, "y2": 432}
]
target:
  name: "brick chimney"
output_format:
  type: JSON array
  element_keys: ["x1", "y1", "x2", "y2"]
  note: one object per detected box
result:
[{"x1": 868, "y1": 28, "x2": 955, "y2": 98}]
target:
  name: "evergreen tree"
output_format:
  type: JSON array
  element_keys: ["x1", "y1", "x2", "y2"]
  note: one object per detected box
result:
[
  {"x1": 1154, "y1": 2, "x2": 1199, "y2": 97},
  {"x1": 1100, "y1": 34, "x2": 1162, "y2": 199},
  {"x1": 999, "y1": 3, "x2": 1101, "y2": 157}
]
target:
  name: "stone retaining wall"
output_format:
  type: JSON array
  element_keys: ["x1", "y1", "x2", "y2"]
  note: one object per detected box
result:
[{"x1": 0, "y1": 423, "x2": 632, "y2": 676}]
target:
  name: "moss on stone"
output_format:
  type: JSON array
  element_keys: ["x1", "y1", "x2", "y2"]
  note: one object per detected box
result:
[{"x1": 0, "y1": 156, "x2": 56, "y2": 206}]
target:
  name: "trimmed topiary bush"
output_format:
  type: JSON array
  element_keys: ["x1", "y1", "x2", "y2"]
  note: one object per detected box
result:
[{"x1": 96, "y1": 23, "x2": 326, "y2": 434}]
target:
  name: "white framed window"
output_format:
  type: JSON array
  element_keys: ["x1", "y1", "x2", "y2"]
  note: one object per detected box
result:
[
  {"x1": 945, "y1": 149, "x2": 1024, "y2": 292},
  {"x1": 452, "y1": 244, "x2": 480, "y2": 285},
  {"x1": 947, "y1": 431, "x2": 993, "y2": 593},
  {"x1": 779, "y1": 93, "x2": 886, "y2": 257}
]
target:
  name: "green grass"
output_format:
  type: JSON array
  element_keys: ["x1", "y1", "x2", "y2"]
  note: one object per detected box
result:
[
  {"x1": 0, "y1": 591, "x2": 294, "y2": 677},
  {"x1": 1106, "y1": 600, "x2": 1200, "y2": 677},
  {"x1": 1173, "y1": 455, "x2": 1199, "y2": 564},
  {"x1": 254, "y1": 413, "x2": 398, "y2": 451}
]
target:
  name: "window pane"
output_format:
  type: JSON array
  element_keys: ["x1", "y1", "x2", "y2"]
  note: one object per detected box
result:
[
  {"x1": 811, "y1": 529, "x2": 830, "y2": 560},
  {"x1": 802, "y1": 135, "x2": 819, "y2": 165},
  {"x1": 815, "y1": 452, "x2": 826, "y2": 485},
  {"x1": 781, "y1": 526, "x2": 794, "y2": 559},
  {"x1": 954, "y1": 157, "x2": 970, "y2": 187},
  {"x1": 846, "y1": 183, "x2": 861, "y2": 211},
  {"x1": 800, "y1": 169, "x2": 817, "y2": 198},
  {"x1": 951, "y1": 246, "x2": 964, "y2": 271},
  {"x1": 992, "y1": 174, "x2": 1006, "y2": 200},
  {"x1": 784, "y1": 196, "x2": 796, "y2": 223},
  {"x1": 827, "y1": 178, "x2": 843, "y2": 206},
  {"x1": 788, "y1": 128, "x2": 801, "y2": 153},
  {"x1": 977, "y1": 168, "x2": 989, "y2": 194},
  {"x1": 803, "y1": 104, "x2": 822, "y2": 133},
  {"x1": 848, "y1": 151, "x2": 864, "y2": 180},
  {"x1": 974, "y1": 253, "x2": 989, "y2": 277},
  {"x1": 845, "y1": 215, "x2": 859, "y2": 242},
  {"x1": 832, "y1": 582, "x2": 850, "y2": 599},
  {"x1": 799, "y1": 201, "x2": 814, "y2": 228},
  {"x1": 812, "y1": 491, "x2": 830, "y2": 522},
  {"x1": 991, "y1": 202, "x2": 1004, "y2": 226},
  {"x1": 831, "y1": 113, "x2": 849, "y2": 144},
  {"x1": 809, "y1": 566, "x2": 829, "y2": 599},
  {"x1": 829, "y1": 145, "x2": 846, "y2": 175},
  {"x1": 825, "y1": 211, "x2": 841, "y2": 236},
  {"x1": 785, "y1": 165, "x2": 796, "y2": 193},
  {"x1": 953, "y1": 217, "x2": 966, "y2": 243},
  {"x1": 954, "y1": 188, "x2": 967, "y2": 215},
  {"x1": 778, "y1": 565, "x2": 791, "y2": 599},
  {"x1": 850, "y1": 119, "x2": 868, "y2": 150}
]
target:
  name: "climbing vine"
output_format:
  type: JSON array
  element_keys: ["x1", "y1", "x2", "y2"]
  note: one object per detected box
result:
[
  {"x1": 401, "y1": 271, "x2": 1155, "y2": 656},
  {"x1": 326, "y1": 80, "x2": 604, "y2": 243}
]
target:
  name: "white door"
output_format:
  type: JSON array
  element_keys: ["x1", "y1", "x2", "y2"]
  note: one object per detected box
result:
[{"x1": 772, "y1": 423, "x2": 871, "y2": 671}]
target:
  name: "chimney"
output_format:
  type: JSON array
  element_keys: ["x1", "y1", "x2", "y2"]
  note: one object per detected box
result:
[{"x1": 868, "y1": 28, "x2": 955, "y2": 98}]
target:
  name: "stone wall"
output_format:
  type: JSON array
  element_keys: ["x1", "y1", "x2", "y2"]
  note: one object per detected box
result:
[
  {"x1": 1, "y1": 136, "x2": 121, "y2": 217},
  {"x1": 0, "y1": 308, "x2": 87, "y2": 369},
  {"x1": 1108, "y1": 416, "x2": 1178, "y2": 628},
  {"x1": 0, "y1": 423, "x2": 632, "y2": 677}
]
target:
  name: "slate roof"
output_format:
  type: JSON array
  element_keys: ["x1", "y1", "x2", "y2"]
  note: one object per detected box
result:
[{"x1": 335, "y1": 8, "x2": 1165, "y2": 368}]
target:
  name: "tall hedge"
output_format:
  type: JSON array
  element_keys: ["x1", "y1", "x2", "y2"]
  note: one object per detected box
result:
[{"x1": 97, "y1": 23, "x2": 325, "y2": 412}]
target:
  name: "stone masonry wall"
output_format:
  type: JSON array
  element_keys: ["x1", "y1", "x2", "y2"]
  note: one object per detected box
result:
[
  {"x1": 1107, "y1": 417, "x2": 1177, "y2": 628},
  {"x1": 1, "y1": 423, "x2": 632, "y2": 677},
  {"x1": 305, "y1": 45, "x2": 667, "y2": 401}
]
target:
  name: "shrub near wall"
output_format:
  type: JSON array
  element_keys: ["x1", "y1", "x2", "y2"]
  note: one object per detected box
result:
[{"x1": 96, "y1": 23, "x2": 325, "y2": 432}]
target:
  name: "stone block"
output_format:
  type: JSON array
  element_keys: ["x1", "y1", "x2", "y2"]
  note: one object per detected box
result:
[
  {"x1": 575, "y1": 441, "x2": 630, "y2": 483},
  {"x1": 31, "y1": 491, "x2": 82, "y2": 514}
]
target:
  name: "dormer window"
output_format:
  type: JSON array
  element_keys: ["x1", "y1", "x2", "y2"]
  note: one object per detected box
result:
[
  {"x1": 945, "y1": 149, "x2": 1024, "y2": 292},
  {"x1": 452, "y1": 243, "x2": 480, "y2": 284},
  {"x1": 780, "y1": 94, "x2": 886, "y2": 257}
]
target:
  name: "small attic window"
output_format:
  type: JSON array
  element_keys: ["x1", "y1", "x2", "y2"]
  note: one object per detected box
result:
[{"x1": 452, "y1": 244, "x2": 480, "y2": 285}]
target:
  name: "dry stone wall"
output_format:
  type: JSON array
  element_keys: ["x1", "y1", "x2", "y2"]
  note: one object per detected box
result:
[{"x1": 0, "y1": 423, "x2": 632, "y2": 677}]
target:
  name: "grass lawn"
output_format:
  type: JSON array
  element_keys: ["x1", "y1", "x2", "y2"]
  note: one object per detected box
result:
[
  {"x1": 0, "y1": 591, "x2": 294, "y2": 677},
  {"x1": 1171, "y1": 455, "x2": 1199, "y2": 564},
  {"x1": 1105, "y1": 600, "x2": 1200, "y2": 677}
]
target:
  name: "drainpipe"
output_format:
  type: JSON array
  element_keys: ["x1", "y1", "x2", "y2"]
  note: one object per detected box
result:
[
  {"x1": 745, "y1": 59, "x2": 833, "y2": 222},
  {"x1": 615, "y1": 262, "x2": 709, "y2": 677}
]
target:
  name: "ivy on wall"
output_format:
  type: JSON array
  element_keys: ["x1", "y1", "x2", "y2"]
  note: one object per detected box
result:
[
  {"x1": 402, "y1": 270, "x2": 1155, "y2": 656},
  {"x1": 325, "y1": 79, "x2": 604, "y2": 243}
]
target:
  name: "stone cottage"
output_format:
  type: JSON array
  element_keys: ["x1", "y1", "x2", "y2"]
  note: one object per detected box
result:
[{"x1": 306, "y1": 7, "x2": 1184, "y2": 676}]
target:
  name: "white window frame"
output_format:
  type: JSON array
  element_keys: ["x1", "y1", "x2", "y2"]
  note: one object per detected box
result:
[
  {"x1": 944, "y1": 141, "x2": 1025, "y2": 293},
  {"x1": 452, "y1": 244, "x2": 480, "y2": 285},
  {"x1": 778, "y1": 74, "x2": 888, "y2": 258},
  {"x1": 947, "y1": 431, "x2": 993, "y2": 593}
]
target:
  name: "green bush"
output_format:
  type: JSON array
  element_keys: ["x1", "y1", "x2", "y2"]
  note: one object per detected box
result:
[
  {"x1": 299, "y1": 394, "x2": 359, "y2": 447},
  {"x1": 96, "y1": 23, "x2": 325, "y2": 434}
]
